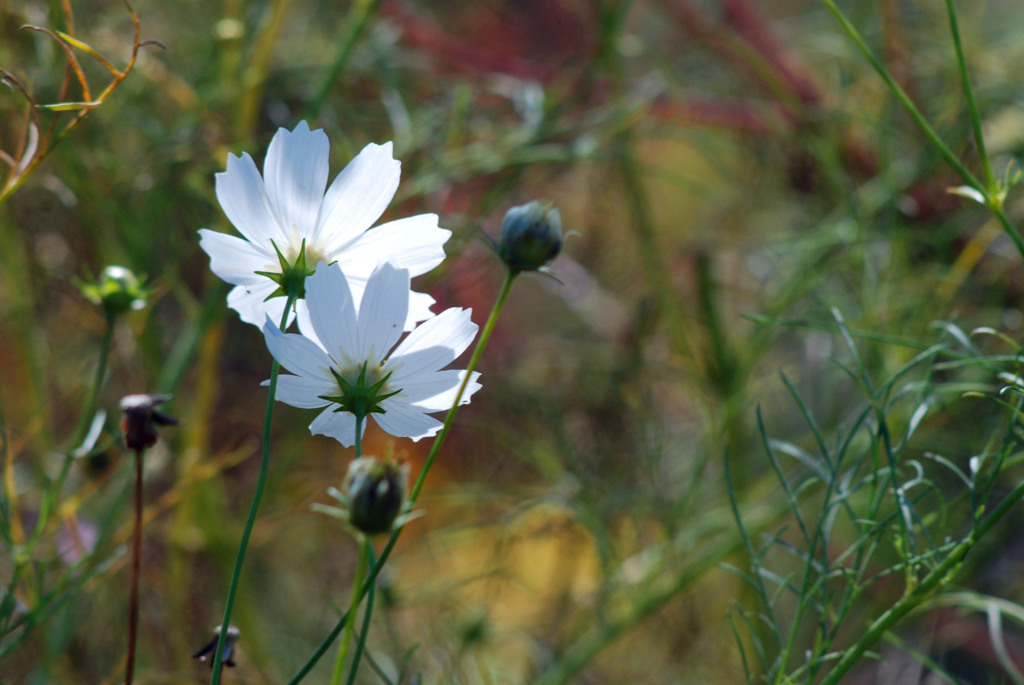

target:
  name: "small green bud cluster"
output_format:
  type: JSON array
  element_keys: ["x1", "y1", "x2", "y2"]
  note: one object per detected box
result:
[
  {"x1": 80, "y1": 265, "x2": 152, "y2": 317},
  {"x1": 498, "y1": 201, "x2": 563, "y2": 274}
]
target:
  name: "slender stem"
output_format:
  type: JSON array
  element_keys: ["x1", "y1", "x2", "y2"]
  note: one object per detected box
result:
[
  {"x1": 330, "y1": 537, "x2": 369, "y2": 685},
  {"x1": 354, "y1": 414, "x2": 364, "y2": 460},
  {"x1": 409, "y1": 269, "x2": 517, "y2": 502},
  {"x1": 819, "y1": 477, "x2": 1024, "y2": 685},
  {"x1": 28, "y1": 311, "x2": 116, "y2": 552},
  {"x1": 70, "y1": 311, "x2": 116, "y2": 453},
  {"x1": 819, "y1": 0, "x2": 980, "y2": 189},
  {"x1": 820, "y1": 0, "x2": 1024, "y2": 262},
  {"x1": 124, "y1": 448, "x2": 144, "y2": 685},
  {"x1": 943, "y1": 0, "x2": 994, "y2": 193},
  {"x1": 303, "y1": 0, "x2": 381, "y2": 120},
  {"x1": 210, "y1": 290, "x2": 299, "y2": 684},
  {"x1": 345, "y1": 542, "x2": 377, "y2": 685},
  {"x1": 288, "y1": 269, "x2": 519, "y2": 682},
  {"x1": 329, "y1": 416, "x2": 365, "y2": 685}
]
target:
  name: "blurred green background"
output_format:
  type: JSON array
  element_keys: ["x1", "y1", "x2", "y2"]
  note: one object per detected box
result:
[{"x1": 6, "y1": 0, "x2": 1024, "y2": 682}]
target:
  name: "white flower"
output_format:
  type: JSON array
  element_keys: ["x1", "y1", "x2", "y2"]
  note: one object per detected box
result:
[
  {"x1": 198, "y1": 121, "x2": 450, "y2": 328},
  {"x1": 262, "y1": 261, "x2": 481, "y2": 447}
]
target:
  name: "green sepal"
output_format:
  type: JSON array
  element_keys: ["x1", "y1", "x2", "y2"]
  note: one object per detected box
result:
[
  {"x1": 255, "y1": 238, "x2": 315, "y2": 301},
  {"x1": 320, "y1": 362, "x2": 401, "y2": 421}
]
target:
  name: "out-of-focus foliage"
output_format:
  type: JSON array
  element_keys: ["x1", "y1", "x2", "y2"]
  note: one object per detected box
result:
[{"x1": 6, "y1": 0, "x2": 1024, "y2": 683}]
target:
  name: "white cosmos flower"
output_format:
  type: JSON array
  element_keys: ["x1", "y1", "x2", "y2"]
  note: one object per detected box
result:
[
  {"x1": 262, "y1": 261, "x2": 481, "y2": 447},
  {"x1": 198, "y1": 121, "x2": 450, "y2": 329}
]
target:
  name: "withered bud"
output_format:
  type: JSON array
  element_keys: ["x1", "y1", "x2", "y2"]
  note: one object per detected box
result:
[{"x1": 120, "y1": 394, "x2": 180, "y2": 453}]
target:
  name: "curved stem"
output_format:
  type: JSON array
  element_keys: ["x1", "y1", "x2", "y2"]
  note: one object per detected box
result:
[
  {"x1": 287, "y1": 269, "x2": 519, "y2": 682},
  {"x1": 210, "y1": 289, "x2": 299, "y2": 684}
]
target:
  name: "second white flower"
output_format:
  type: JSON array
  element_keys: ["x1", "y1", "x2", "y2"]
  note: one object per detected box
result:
[{"x1": 262, "y1": 261, "x2": 481, "y2": 447}]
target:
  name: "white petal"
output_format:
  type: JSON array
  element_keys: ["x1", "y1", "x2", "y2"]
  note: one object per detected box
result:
[
  {"x1": 293, "y1": 300, "x2": 321, "y2": 346},
  {"x1": 407, "y1": 290, "x2": 438, "y2": 327},
  {"x1": 355, "y1": 263, "x2": 409, "y2": 365},
  {"x1": 402, "y1": 370, "x2": 481, "y2": 411},
  {"x1": 373, "y1": 399, "x2": 443, "y2": 441},
  {"x1": 310, "y1": 406, "x2": 357, "y2": 447},
  {"x1": 316, "y1": 142, "x2": 400, "y2": 254},
  {"x1": 341, "y1": 214, "x2": 451, "y2": 276},
  {"x1": 227, "y1": 281, "x2": 286, "y2": 328},
  {"x1": 389, "y1": 308, "x2": 477, "y2": 380},
  {"x1": 271, "y1": 374, "x2": 336, "y2": 409},
  {"x1": 215, "y1": 152, "x2": 284, "y2": 245},
  {"x1": 263, "y1": 122, "x2": 329, "y2": 243},
  {"x1": 341, "y1": 278, "x2": 437, "y2": 331},
  {"x1": 262, "y1": 320, "x2": 332, "y2": 379},
  {"x1": 198, "y1": 229, "x2": 273, "y2": 286},
  {"x1": 304, "y1": 262, "x2": 359, "y2": 363}
]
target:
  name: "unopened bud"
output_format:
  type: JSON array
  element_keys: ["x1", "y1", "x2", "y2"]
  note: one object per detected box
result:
[
  {"x1": 498, "y1": 201, "x2": 563, "y2": 274},
  {"x1": 345, "y1": 457, "x2": 408, "y2": 536},
  {"x1": 79, "y1": 265, "x2": 153, "y2": 317}
]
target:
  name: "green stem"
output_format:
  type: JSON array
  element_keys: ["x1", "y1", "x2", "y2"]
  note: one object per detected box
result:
[
  {"x1": 70, "y1": 311, "x2": 116, "y2": 452},
  {"x1": 409, "y1": 269, "x2": 516, "y2": 502},
  {"x1": 943, "y1": 0, "x2": 995, "y2": 194},
  {"x1": 820, "y1": 0, "x2": 980, "y2": 189},
  {"x1": 303, "y1": 0, "x2": 381, "y2": 120},
  {"x1": 354, "y1": 414, "x2": 363, "y2": 460},
  {"x1": 819, "y1": 477, "x2": 1024, "y2": 685},
  {"x1": 287, "y1": 269, "x2": 519, "y2": 683},
  {"x1": 345, "y1": 542, "x2": 377, "y2": 685},
  {"x1": 28, "y1": 310, "x2": 116, "y2": 552},
  {"x1": 329, "y1": 415, "x2": 365, "y2": 685},
  {"x1": 820, "y1": 0, "x2": 1024, "y2": 260},
  {"x1": 210, "y1": 290, "x2": 299, "y2": 685},
  {"x1": 330, "y1": 537, "x2": 369, "y2": 685}
]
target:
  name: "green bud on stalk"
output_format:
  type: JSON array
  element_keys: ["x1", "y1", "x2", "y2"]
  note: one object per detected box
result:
[
  {"x1": 80, "y1": 265, "x2": 152, "y2": 317},
  {"x1": 498, "y1": 201, "x2": 563, "y2": 274},
  {"x1": 344, "y1": 457, "x2": 408, "y2": 536}
]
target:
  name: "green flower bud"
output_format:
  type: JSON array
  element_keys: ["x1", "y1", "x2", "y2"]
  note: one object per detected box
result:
[
  {"x1": 344, "y1": 457, "x2": 408, "y2": 536},
  {"x1": 79, "y1": 265, "x2": 153, "y2": 317},
  {"x1": 498, "y1": 201, "x2": 563, "y2": 274}
]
